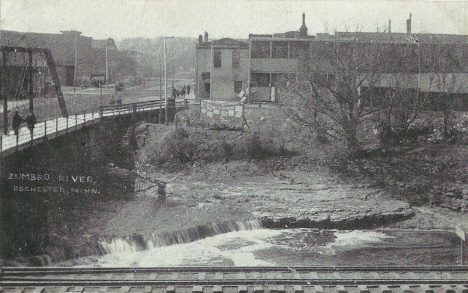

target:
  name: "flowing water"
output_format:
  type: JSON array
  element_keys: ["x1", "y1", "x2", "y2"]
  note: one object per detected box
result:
[{"x1": 74, "y1": 228, "x2": 459, "y2": 267}]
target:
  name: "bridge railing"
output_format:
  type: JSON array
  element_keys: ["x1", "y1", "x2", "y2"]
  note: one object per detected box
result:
[
  {"x1": 0, "y1": 108, "x2": 102, "y2": 155},
  {"x1": 99, "y1": 99, "x2": 186, "y2": 117},
  {"x1": 0, "y1": 99, "x2": 187, "y2": 155}
]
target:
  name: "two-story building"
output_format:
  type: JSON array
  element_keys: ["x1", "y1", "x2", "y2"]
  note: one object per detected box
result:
[{"x1": 196, "y1": 33, "x2": 250, "y2": 101}]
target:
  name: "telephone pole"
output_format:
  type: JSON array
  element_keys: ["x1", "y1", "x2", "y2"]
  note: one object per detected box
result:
[
  {"x1": 105, "y1": 41, "x2": 109, "y2": 88},
  {"x1": 164, "y1": 36, "x2": 174, "y2": 125},
  {"x1": 73, "y1": 31, "x2": 77, "y2": 92},
  {"x1": 159, "y1": 62, "x2": 163, "y2": 124}
]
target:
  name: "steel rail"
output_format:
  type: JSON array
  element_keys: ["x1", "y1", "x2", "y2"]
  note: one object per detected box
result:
[
  {"x1": 1, "y1": 278, "x2": 468, "y2": 287},
  {"x1": 2, "y1": 266, "x2": 468, "y2": 275}
]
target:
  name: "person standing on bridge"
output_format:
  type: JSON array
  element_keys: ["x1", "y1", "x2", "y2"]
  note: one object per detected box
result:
[
  {"x1": 187, "y1": 84, "x2": 191, "y2": 96},
  {"x1": 26, "y1": 110, "x2": 37, "y2": 142},
  {"x1": 12, "y1": 110, "x2": 23, "y2": 143},
  {"x1": 172, "y1": 85, "x2": 177, "y2": 100}
]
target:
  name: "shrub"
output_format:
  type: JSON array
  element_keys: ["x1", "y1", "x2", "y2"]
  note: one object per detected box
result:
[{"x1": 160, "y1": 128, "x2": 197, "y2": 163}]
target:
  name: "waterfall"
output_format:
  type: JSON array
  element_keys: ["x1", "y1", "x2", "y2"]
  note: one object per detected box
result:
[{"x1": 99, "y1": 219, "x2": 262, "y2": 254}]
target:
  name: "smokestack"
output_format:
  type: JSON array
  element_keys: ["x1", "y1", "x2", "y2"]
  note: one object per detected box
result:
[
  {"x1": 302, "y1": 13, "x2": 305, "y2": 25},
  {"x1": 406, "y1": 13, "x2": 412, "y2": 35},
  {"x1": 198, "y1": 35, "x2": 203, "y2": 44},
  {"x1": 204, "y1": 32, "x2": 209, "y2": 43},
  {"x1": 388, "y1": 19, "x2": 391, "y2": 33}
]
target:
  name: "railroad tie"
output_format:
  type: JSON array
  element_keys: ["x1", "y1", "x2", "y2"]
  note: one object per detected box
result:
[
  {"x1": 215, "y1": 273, "x2": 224, "y2": 280},
  {"x1": 380, "y1": 285, "x2": 392, "y2": 293},
  {"x1": 120, "y1": 286, "x2": 131, "y2": 293},
  {"x1": 171, "y1": 273, "x2": 179, "y2": 280},
  {"x1": 400, "y1": 285, "x2": 413, "y2": 293},
  {"x1": 198, "y1": 273, "x2": 207, "y2": 280},
  {"x1": 419, "y1": 285, "x2": 435, "y2": 293},
  {"x1": 31, "y1": 287, "x2": 45, "y2": 293},
  {"x1": 98, "y1": 286, "x2": 108, "y2": 292},
  {"x1": 336, "y1": 285, "x2": 347, "y2": 293},
  {"x1": 308, "y1": 272, "x2": 320, "y2": 280},
  {"x1": 293, "y1": 285, "x2": 304, "y2": 293},
  {"x1": 144, "y1": 286, "x2": 153, "y2": 293},
  {"x1": 213, "y1": 285, "x2": 223, "y2": 293},
  {"x1": 293, "y1": 272, "x2": 301, "y2": 279},
  {"x1": 254, "y1": 285, "x2": 264, "y2": 293},
  {"x1": 166, "y1": 285, "x2": 176, "y2": 293},
  {"x1": 357, "y1": 285, "x2": 370, "y2": 293},
  {"x1": 251, "y1": 272, "x2": 261, "y2": 279},
  {"x1": 457, "y1": 285, "x2": 468, "y2": 293},
  {"x1": 150, "y1": 273, "x2": 158, "y2": 280},
  {"x1": 192, "y1": 285, "x2": 203, "y2": 293},
  {"x1": 268, "y1": 285, "x2": 278, "y2": 293},
  {"x1": 440, "y1": 285, "x2": 456, "y2": 293},
  {"x1": 277, "y1": 285, "x2": 286, "y2": 293},
  {"x1": 69, "y1": 286, "x2": 84, "y2": 293},
  {"x1": 238, "y1": 285, "x2": 248, "y2": 293},
  {"x1": 313, "y1": 285, "x2": 324, "y2": 293}
]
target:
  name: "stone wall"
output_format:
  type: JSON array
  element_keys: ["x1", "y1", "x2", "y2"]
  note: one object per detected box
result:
[{"x1": 200, "y1": 100, "x2": 244, "y2": 129}]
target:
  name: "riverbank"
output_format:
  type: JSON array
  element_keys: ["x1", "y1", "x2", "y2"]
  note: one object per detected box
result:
[{"x1": 5, "y1": 121, "x2": 468, "y2": 267}]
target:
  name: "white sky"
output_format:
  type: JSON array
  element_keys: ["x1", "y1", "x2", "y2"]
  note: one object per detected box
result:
[{"x1": 1, "y1": 0, "x2": 468, "y2": 40}]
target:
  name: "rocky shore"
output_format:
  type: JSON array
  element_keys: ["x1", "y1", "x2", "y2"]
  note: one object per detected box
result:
[{"x1": 79, "y1": 161, "x2": 414, "y2": 239}]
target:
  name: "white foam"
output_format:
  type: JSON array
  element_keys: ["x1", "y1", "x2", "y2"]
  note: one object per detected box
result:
[
  {"x1": 319, "y1": 230, "x2": 394, "y2": 255},
  {"x1": 97, "y1": 229, "x2": 282, "y2": 267}
]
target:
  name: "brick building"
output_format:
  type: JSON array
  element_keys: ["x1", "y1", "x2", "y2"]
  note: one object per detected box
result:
[{"x1": 0, "y1": 30, "x2": 120, "y2": 87}]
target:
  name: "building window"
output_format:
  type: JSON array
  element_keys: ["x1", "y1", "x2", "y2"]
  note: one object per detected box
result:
[
  {"x1": 202, "y1": 72, "x2": 210, "y2": 80},
  {"x1": 232, "y1": 50, "x2": 240, "y2": 68},
  {"x1": 272, "y1": 42, "x2": 288, "y2": 58},
  {"x1": 251, "y1": 41, "x2": 270, "y2": 58},
  {"x1": 234, "y1": 81, "x2": 243, "y2": 93},
  {"x1": 289, "y1": 42, "x2": 309, "y2": 58},
  {"x1": 214, "y1": 50, "x2": 222, "y2": 68},
  {"x1": 204, "y1": 83, "x2": 211, "y2": 94}
]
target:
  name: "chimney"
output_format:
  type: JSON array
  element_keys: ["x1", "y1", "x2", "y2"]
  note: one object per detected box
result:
[
  {"x1": 198, "y1": 35, "x2": 203, "y2": 44},
  {"x1": 204, "y1": 32, "x2": 209, "y2": 43},
  {"x1": 388, "y1": 19, "x2": 391, "y2": 33},
  {"x1": 406, "y1": 13, "x2": 412, "y2": 35},
  {"x1": 302, "y1": 13, "x2": 305, "y2": 25}
]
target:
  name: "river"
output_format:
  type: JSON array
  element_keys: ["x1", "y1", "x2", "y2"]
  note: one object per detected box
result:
[{"x1": 73, "y1": 228, "x2": 459, "y2": 267}]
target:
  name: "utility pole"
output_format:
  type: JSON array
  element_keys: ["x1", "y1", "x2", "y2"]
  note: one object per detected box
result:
[
  {"x1": 159, "y1": 62, "x2": 163, "y2": 124},
  {"x1": 164, "y1": 36, "x2": 174, "y2": 125},
  {"x1": 73, "y1": 31, "x2": 77, "y2": 92},
  {"x1": 105, "y1": 41, "x2": 109, "y2": 88},
  {"x1": 164, "y1": 37, "x2": 168, "y2": 124}
]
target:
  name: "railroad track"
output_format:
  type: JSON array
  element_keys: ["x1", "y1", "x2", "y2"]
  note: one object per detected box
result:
[{"x1": 1, "y1": 266, "x2": 468, "y2": 293}]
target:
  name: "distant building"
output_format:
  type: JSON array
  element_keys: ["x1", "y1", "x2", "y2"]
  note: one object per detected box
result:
[{"x1": 0, "y1": 30, "x2": 123, "y2": 88}]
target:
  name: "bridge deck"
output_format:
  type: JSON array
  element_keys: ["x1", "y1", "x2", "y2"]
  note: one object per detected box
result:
[
  {"x1": 0, "y1": 100, "x2": 185, "y2": 157},
  {"x1": 1, "y1": 266, "x2": 468, "y2": 293}
]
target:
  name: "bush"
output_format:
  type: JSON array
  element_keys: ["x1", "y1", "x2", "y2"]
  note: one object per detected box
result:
[
  {"x1": 162, "y1": 128, "x2": 197, "y2": 163},
  {"x1": 245, "y1": 132, "x2": 287, "y2": 160}
]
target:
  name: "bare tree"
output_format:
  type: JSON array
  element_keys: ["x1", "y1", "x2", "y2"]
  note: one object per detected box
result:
[
  {"x1": 375, "y1": 43, "x2": 432, "y2": 144},
  {"x1": 286, "y1": 41, "x2": 385, "y2": 155},
  {"x1": 426, "y1": 43, "x2": 466, "y2": 140}
]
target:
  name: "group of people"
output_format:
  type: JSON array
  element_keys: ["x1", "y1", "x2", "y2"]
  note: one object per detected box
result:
[
  {"x1": 12, "y1": 110, "x2": 37, "y2": 142},
  {"x1": 171, "y1": 84, "x2": 191, "y2": 99}
]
